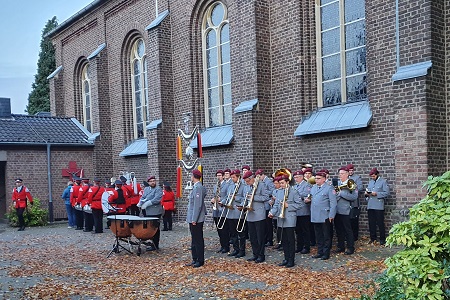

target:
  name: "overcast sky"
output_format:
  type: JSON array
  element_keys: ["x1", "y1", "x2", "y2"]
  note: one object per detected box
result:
[{"x1": 0, "y1": 0, "x2": 93, "y2": 114}]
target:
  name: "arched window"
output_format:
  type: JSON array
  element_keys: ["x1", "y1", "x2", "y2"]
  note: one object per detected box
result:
[
  {"x1": 130, "y1": 38, "x2": 149, "y2": 139},
  {"x1": 81, "y1": 64, "x2": 92, "y2": 132},
  {"x1": 202, "y1": 1, "x2": 231, "y2": 127}
]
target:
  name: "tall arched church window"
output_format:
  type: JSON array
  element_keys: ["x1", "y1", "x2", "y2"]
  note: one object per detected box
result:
[
  {"x1": 202, "y1": 1, "x2": 231, "y2": 127},
  {"x1": 131, "y1": 38, "x2": 149, "y2": 139},
  {"x1": 81, "y1": 64, "x2": 92, "y2": 132},
  {"x1": 316, "y1": 0, "x2": 366, "y2": 107}
]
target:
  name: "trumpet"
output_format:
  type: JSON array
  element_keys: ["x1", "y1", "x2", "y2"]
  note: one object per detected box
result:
[
  {"x1": 212, "y1": 179, "x2": 221, "y2": 211},
  {"x1": 236, "y1": 175, "x2": 260, "y2": 233},
  {"x1": 217, "y1": 178, "x2": 240, "y2": 230},
  {"x1": 273, "y1": 168, "x2": 293, "y2": 219},
  {"x1": 335, "y1": 179, "x2": 356, "y2": 192}
]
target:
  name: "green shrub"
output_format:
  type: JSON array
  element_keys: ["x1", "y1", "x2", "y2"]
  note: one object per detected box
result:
[{"x1": 5, "y1": 198, "x2": 48, "y2": 227}]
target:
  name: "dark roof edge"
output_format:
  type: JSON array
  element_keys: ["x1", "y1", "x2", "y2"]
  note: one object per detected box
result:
[
  {"x1": 45, "y1": 0, "x2": 106, "y2": 38},
  {"x1": 0, "y1": 142, "x2": 94, "y2": 147}
]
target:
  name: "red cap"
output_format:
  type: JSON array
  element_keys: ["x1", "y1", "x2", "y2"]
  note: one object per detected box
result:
[
  {"x1": 230, "y1": 169, "x2": 241, "y2": 176},
  {"x1": 338, "y1": 166, "x2": 349, "y2": 172},
  {"x1": 347, "y1": 164, "x2": 354, "y2": 170},
  {"x1": 242, "y1": 170, "x2": 253, "y2": 179},
  {"x1": 224, "y1": 168, "x2": 231, "y2": 173},
  {"x1": 242, "y1": 165, "x2": 250, "y2": 171},
  {"x1": 304, "y1": 168, "x2": 313, "y2": 173},
  {"x1": 192, "y1": 169, "x2": 202, "y2": 178},
  {"x1": 315, "y1": 171, "x2": 327, "y2": 178},
  {"x1": 216, "y1": 170, "x2": 224, "y2": 175},
  {"x1": 279, "y1": 175, "x2": 290, "y2": 182},
  {"x1": 273, "y1": 176, "x2": 281, "y2": 182},
  {"x1": 369, "y1": 168, "x2": 379, "y2": 176},
  {"x1": 319, "y1": 169, "x2": 329, "y2": 175},
  {"x1": 255, "y1": 169, "x2": 264, "y2": 176},
  {"x1": 147, "y1": 176, "x2": 156, "y2": 181},
  {"x1": 293, "y1": 170, "x2": 304, "y2": 176}
]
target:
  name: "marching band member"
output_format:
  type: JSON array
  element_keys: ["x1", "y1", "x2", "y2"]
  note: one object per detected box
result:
[
  {"x1": 88, "y1": 178, "x2": 105, "y2": 234},
  {"x1": 139, "y1": 176, "x2": 163, "y2": 250},
  {"x1": 211, "y1": 170, "x2": 229, "y2": 253},
  {"x1": 185, "y1": 169, "x2": 207, "y2": 268},
  {"x1": 310, "y1": 171, "x2": 337, "y2": 260},
  {"x1": 222, "y1": 169, "x2": 246, "y2": 258},
  {"x1": 271, "y1": 176, "x2": 283, "y2": 250},
  {"x1": 365, "y1": 168, "x2": 390, "y2": 245},
  {"x1": 334, "y1": 166, "x2": 358, "y2": 255},
  {"x1": 269, "y1": 175, "x2": 302, "y2": 268},
  {"x1": 12, "y1": 178, "x2": 33, "y2": 231},
  {"x1": 80, "y1": 178, "x2": 93, "y2": 232},
  {"x1": 161, "y1": 181, "x2": 175, "y2": 231},
  {"x1": 255, "y1": 169, "x2": 276, "y2": 247},
  {"x1": 120, "y1": 175, "x2": 141, "y2": 216},
  {"x1": 241, "y1": 171, "x2": 269, "y2": 263},
  {"x1": 71, "y1": 177, "x2": 84, "y2": 230},
  {"x1": 293, "y1": 170, "x2": 312, "y2": 254},
  {"x1": 303, "y1": 167, "x2": 316, "y2": 247},
  {"x1": 347, "y1": 164, "x2": 363, "y2": 241},
  {"x1": 108, "y1": 179, "x2": 129, "y2": 214},
  {"x1": 241, "y1": 165, "x2": 250, "y2": 239}
]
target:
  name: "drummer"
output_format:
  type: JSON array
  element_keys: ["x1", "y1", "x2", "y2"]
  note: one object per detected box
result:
[
  {"x1": 138, "y1": 176, "x2": 163, "y2": 251},
  {"x1": 108, "y1": 180, "x2": 129, "y2": 214}
]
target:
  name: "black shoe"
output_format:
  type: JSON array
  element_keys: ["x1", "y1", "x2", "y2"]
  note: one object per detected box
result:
[
  {"x1": 255, "y1": 257, "x2": 265, "y2": 263},
  {"x1": 221, "y1": 248, "x2": 230, "y2": 253},
  {"x1": 285, "y1": 262, "x2": 295, "y2": 268},
  {"x1": 162, "y1": 228, "x2": 169, "y2": 231},
  {"x1": 295, "y1": 249, "x2": 302, "y2": 253},
  {"x1": 228, "y1": 250, "x2": 239, "y2": 257},
  {"x1": 344, "y1": 250, "x2": 354, "y2": 255},
  {"x1": 380, "y1": 241, "x2": 386, "y2": 245},
  {"x1": 18, "y1": 227, "x2": 25, "y2": 231},
  {"x1": 274, "y1": 244, "x2": 282, "y2": 250},
  {"x1": 92, "y1": 231, "x2": 103, "y2": 234},
  {"x1": 265, "y1": 241, "x2": 273, "y2": 247},
  {"x1": 217, "y1": 248, "x2": 225, "y2": 253},
  {"x1": 320, "y1": 255, "x2": 330, "y2": 260},
  {"x1": 185, "y1": 261, "x2": 196, "y2": 267},
  {"x1": 146, "y1": 246, "x2": 156, "y2": 251},
  {"x1": 312, "y1": 254, "x2": 322, "y2": 259},
  {"x1": 83, "y1": 229, "x2": 93, "y2": 232},
  {"x1": 75, "y1": 227, "x2": 83, "y2": 230},
  {"x1": 334, "y1": 248, "x2": 345, "y2": 253},
  {"x1": 247, "y1": 256, "x2": 258, "y2": 262},
  {"x1": 278, "y1": 260, "x2": 288, "y2": 266},
  {"x1": 300, "y1": 249, "x2": 310, "y2": 254},
  {"x1": 193, "y1": 261, "x2": 204, "y2": 268},
  {"x1": 235, "y1": 252, "x2": 245, "y2": 258}
]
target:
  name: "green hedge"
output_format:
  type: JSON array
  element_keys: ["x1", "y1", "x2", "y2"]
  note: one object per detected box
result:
[{"x1": 5, "y1": 198, "x2": 48, "y2": 227}]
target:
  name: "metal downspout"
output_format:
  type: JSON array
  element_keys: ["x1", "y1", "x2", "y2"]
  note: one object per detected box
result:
[{"x1": 47, "y1": 144, "x2": 54, "y2": 223}]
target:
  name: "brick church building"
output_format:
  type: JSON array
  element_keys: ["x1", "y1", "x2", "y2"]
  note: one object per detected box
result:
[{"x1": 38, "y1": 0, "x2": 449, "y2": 229}]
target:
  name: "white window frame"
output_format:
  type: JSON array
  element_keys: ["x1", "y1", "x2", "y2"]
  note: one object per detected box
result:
[
  {"x1": 81, "y1": 64, "x2": 92, "y2": 132},
  {"x1": 316, "y1": 0, "x2": 367, "y2": 107}
]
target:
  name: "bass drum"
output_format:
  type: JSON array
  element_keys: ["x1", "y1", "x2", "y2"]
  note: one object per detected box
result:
[{"x1": 101, "y1": 191, "x2": 116, "y2": 214}]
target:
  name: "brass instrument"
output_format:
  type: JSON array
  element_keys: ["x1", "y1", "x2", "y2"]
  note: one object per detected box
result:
[
  {"x1": 130, "y1": 172, "x2": 138, "y2": 194},
  {"x1": 212, "y1": 179, "x2": 221, "y2": 211},
  {"x1": 335, "y1": 179, "x2": 356, "y2": 192},
  {"x1": 217, "y1": 177, "x2": 241, "y2": 230},
  {"x1": 307, "y1": 176, "x2": 316, "y2": 185},
  {"x1": 274, "y1": 168, "x2": 293, "y2": 219},
  {"x1": 236, "y1": 175, "x2": 260, "y2": 233}
]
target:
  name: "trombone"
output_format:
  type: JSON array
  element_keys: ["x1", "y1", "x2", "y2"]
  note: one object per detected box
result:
[
  {"x1": 236, "y1": 175, "x2": 259, "y2": 232},
  {"x1": 216, "y1": 178, "x2": 240, "y2": 230}
]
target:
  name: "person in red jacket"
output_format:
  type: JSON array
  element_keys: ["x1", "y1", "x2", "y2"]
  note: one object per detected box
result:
[
  {"x1": 70, "y1": 177, "x2": 84, "y2": 230},
  {"x1": 12, "y1": 178, "x2": 33, "y2": 231},
  {"x1": 79, "y1": 178, "x2": 93, "y2": 232},
  {"x1": 108, "y1": 180, "x2": 129, "y2": 214},
  {"x1": 88, "y1": 178, "x2": 106, "y2": 233},
  {"x1": 161, "y1": 181, "x2": 175, "y2": 231}
]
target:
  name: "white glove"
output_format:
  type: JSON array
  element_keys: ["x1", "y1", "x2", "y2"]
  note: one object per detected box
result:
[{"x1": 141, "y1": 200, "x2": 152, "y2": 210}]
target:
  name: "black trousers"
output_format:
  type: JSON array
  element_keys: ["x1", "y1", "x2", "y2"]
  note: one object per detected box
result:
[
  {"x1": 334, "y1": 213, "x2": 354, "y2": 251},
  {"x1": 368, "y1": 209, "x2": 386, "y2": 243},
  {"x1": 351, "y1": 215, "x2": 359, "y2": 241},
  {"x1": 295, "y1": 215, "x2": 311, "y2": 251},
  {"x1": 128, "y1": 204, "x2": 140, "y2": 216},
  {"x1": 145, "y1": 214, "x2": 161, "y2": 248},
  {"x1": 282, "y1": 227, "x2": 296, "y2": 263},
  {"x1": 310, "y1": 222, "x2": 316, "y2": 245},
  {"x1": 16, "y1": 208, "x2": 25, "y2": 228},
  {"x1": 213, "y1": 216, "x2": 230, "y2": 250},
  {"x1": 75, "y1": 209, "x2": 84, "y2": 229},
  {"x1": 92, "y1": 208, "x2": 103, "y2": 233},
  {"x1": 84, "y1": 211, "x2": 94, "y2": 231},
  {"x1": 189, "y1": 222, "x2": 204, "y2": 263},
  {"x1": 265, "y1": 210, "x2": 273, "y2": 244},
  {"x1": 228, "y1": 219, "x2": 246, "y2": 252},
  {"x1": 248, "y1": 220, "x2": 266, "y2": 259},
  {"x1": 163, "y1": 210, "x2": 173, "y2": 230},
  {"x1": 314, "y1": 220, "x2": 332, "y2": 257}
]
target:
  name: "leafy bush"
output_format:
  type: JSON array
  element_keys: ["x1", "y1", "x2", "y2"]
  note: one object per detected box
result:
[
  {"x1": 379, "y1": 171, "x2": 450, "y2": 299},
  {"x1": 357, "y1": 272, "x2": 407, "y2": 300},
  {"x1": 5, "y1": 198, "x2": 48, "y2": 227}
]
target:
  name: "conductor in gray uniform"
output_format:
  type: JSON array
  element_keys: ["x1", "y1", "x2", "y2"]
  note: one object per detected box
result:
[
  {"x1": 269, "y1": 175, "x2": 302, "y2": 268},
  {"x1": 139, "y1": 175, "x2": 163, "y2": 250},
  {"x1": 365, "y1": 168, "x2": 390, "y2": 245},
  {"x1": 185, "y1": 169, "x2": 207, "y2": 268},
  {"x1": 310, "y1": 171, "x2": 337, "y2": 260},
  {"x1": 334, "y1": 166, "x2": 358, "y2": 255},
  {"x1": 348, "y1": 164, "x2": 363, "y2": 241},
  {"x1": 241, "y1": 171, "x2": 269, "y2": 263}
]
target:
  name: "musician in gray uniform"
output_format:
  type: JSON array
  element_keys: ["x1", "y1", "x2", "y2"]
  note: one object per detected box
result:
[
  {"x1": 271, "y1": 176, "x2": 283, "y2": 249},
  {"x1": 269, "y1": 175, "x2": 302, "y2": 268},
  {"x1": 139, "y1": 175, "x2": 163, "y2": 250},
  {"x1": 240, "y1": 171, "x2": 269, "y2": 263},
  {"x1": 334, "y1": 166, "x2": 358, "y2": 255},
  {"x1": 365, "y1": 168, "x2": 390, "y2": 245},
  {"x1": 310, "y1": 171, "x2": 337, "y2": 260},
  {"x1": 211, "y1": 170, "x2": 229, "y2": 253},
  {"x1": 348, "y1": 164, "x2": 363, "y2": 241},
  {"x1": 185, "y1": 169, "x2": 207, "y2": 268},
  {"x1": 222, "y1": 169, "x2": 246, "y2": 258},
  {"x1": 255, "y1": 169, "x2": 276, "y2": 246},
  {"x1": 293, "y1": 170, "x2": 312, "y2": 254}
]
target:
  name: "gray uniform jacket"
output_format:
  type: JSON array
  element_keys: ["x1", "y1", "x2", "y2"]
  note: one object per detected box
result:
[
  {"x1": 366, "y1": 176, "x2": 390, "y2": 210},
  {"x1": 186, "y1": 181, "x2": 207, "y2": 223},
  {"x1": 336, "y1": 180, "x2": 358, "y2": 215},
  {"x1": 350, "y1": 174, "x2": 364, "y2": 208},
  {"x1": 140, "y1": 186, "x2": 163, "y2": 216},
  {"x1": 222, "y1": 180, "x2": 244, "y2": 219},
  {"x1": 310, "y1": 183, "x2": 337, "y2": 223},
  {"x1": 270, "y1": 186, "x2": 302, "y2": 228},
  {"x1": 262, "y1": 176, "x2": 275, "y2": 210},
  {"x1": 294, "y1": 180, "x2": 312, "y2": 216},
  {"x1": 212, "y1": 180, "x2": 224, "y2": 218},
  {"x1": 242, "y1": 182, "x2": 269, "y2": 222},
  {"x1": 271, "y1": 188, "x2": 282, "y2": 220}
]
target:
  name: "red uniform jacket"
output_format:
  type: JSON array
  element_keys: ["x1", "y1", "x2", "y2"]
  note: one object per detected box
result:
[
  {"x1": 108, "y1": 187, "x2": 129, "y2": 214},
  {"x1": 79, "y1": 185, "x2": 90, "y2": 207},
  {"x1": 88, "y1": 186, "x2": 106, "y2": 210},
  {"x1": 70, "y1": 183, "x2": 81, "y2": 207},
  {"x1": 162, "y1": 190, "x2": 175, "y2": 211},
  {"x1": 12, "y1": 186, "x2": 33, "y2": 209},
  {"x1": 126, "y1": 183, "x2": 142, "y2": 205}
]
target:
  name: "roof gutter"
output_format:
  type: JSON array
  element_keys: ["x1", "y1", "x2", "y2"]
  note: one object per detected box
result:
[
  {"x1": 45, "y1": 0, "x2": 106, "y2": 38},
  {"x1": 0, "y1": 142, "x2": 94, "y2": 147}
]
